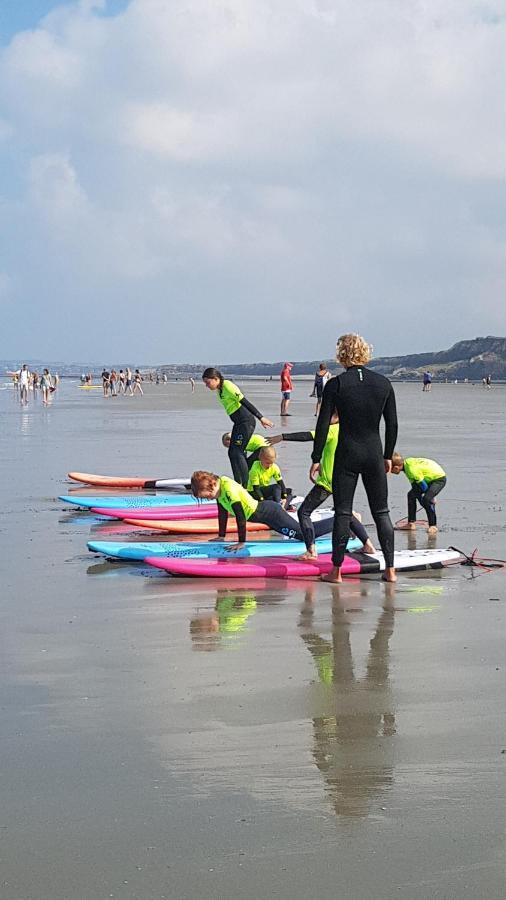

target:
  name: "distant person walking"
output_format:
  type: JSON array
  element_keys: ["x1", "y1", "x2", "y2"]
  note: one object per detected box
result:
[
  {"x1": 422, "y1": 371, "x2": 432, "y2": 392},
  {"x1": 40, "y1": 368, "x2": 53, "y2": 405},
  {"x1": 109, "y1": 369, "x2": 117, "y2": 396},
  {"x1": 311, "y1": 363, "x2": 331, "y2": 416},
  {"x1": 18, "y1": 364, "x2": 30, "y2": 405},
  {"x1": 125, "y1": 367, "x2": 133, "y2": 395},
  {"x1": 189, "y1": 377, "x2": 195, "y2": 393},
  {"x1": 485, "y1": 374, "x2": 492, "y2": 389},
  {"x1": 312, "y1": 333, "x2": 398, "y2": 583},
  {"x1": 133, "y1": 369, "x2": 144, "y2": 395},
  {"x1": 280, "y1": 362, "x2": 293, "y2": 416},
  {"x1": 118, "y1": 370, "x2": 126, "y2": 394},
  {"x1": 101, "y1": 368, "x2": 110, "y2": 397}
]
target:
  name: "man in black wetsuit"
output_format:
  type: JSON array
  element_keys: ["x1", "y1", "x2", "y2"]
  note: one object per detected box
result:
[{"x1": 311, "y1": 333, "x2": 398, "y2": 583}]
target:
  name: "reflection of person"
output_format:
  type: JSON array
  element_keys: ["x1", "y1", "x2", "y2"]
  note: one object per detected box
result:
[
  {"x1": 299, "y1": 590, "x2": 396, "y2": 818},
  {"x1": 202, "y1": 367, "x2": 273, "y2": 487},
  {"x1": 392, "y1": 453, "x2": 446, "y2": 534},
  {"x1": 280, "y1": 362, "x2": 293, "y2": 416},
  {"x1": 190, "y1": 591, "x2": 258, "y2": 650},
  {"x1": 312, "y1": 334, "x2": 398, "y2": 583}
]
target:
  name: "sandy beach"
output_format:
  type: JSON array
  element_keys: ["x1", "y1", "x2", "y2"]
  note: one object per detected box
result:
[{"x1": 1, "y1": 378, "x2": 505, "y2": 899}]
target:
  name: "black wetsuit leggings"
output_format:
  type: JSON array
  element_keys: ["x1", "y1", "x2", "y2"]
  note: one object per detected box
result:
[
  {"x1": 228, "y1": 414, "x2": 256, "y2": 487},
  {"x1": 250, "y1": 500, "x2": 333, "y2": 543},
  {"x1": 297, "y1": 484, "x2": 370, "y2": 550},
  {"x1": 408, "y1": 477, "x2": 446, "y2": 527},
  {"x1": 332, "y1": 461, "x2": 395, "y2": 568}
]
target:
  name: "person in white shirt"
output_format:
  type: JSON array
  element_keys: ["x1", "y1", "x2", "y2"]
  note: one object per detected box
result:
[{"x1": 18, "y1": 364, "x2": 30, "y2": 405}]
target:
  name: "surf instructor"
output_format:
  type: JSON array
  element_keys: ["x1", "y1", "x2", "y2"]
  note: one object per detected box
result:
[{"x1": 311, "y1": 333, "x2": 398, "y2": 583}]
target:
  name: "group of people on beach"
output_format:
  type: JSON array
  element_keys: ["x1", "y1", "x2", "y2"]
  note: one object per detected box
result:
[
  {"x1": 190, "y1": 333, "x2": 447, "y2": 585},
  {"x1": 99, "y1": 368, "x2": 144, "y2": 397},
  {"x1": 10, "y1": 365, "x2": 58, "y2": 405}
]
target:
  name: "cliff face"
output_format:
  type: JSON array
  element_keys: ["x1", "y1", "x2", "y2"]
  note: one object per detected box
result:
[
  {"x1": 368, "y1": 336, "x2": 506, "y2": 379},
  {"x1": 205, "y1": 336, "x2": 506, "y2": 379}
]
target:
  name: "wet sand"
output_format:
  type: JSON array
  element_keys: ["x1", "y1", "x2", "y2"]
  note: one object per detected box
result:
[{"x1": 1, "y1": 379, "x2": 505, "y2": 899}]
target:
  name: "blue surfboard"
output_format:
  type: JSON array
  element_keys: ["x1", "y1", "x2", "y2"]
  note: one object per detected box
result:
[{"x1": 87, "y1": 536, "x2": 362, "y2": 561}]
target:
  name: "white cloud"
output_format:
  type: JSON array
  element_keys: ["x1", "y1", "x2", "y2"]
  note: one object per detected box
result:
[{"x1": 0, "y1": 0, "x2": 505, "y2": 360}]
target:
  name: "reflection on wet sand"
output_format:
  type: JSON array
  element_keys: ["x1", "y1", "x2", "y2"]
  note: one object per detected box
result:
[
  {"x1": 299, "y1": 585, "x2": 396, "y2": 818},
  {"x1": 190, "y1": 588, "x2": 285, "y2": 650}
]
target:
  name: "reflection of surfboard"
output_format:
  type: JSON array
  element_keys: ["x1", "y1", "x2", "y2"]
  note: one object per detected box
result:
[
  {"x1": 78, "y1": 386, "x2": 102, "y2": 390},
  {"x1": 145, "y1": 548, "x2": 463, "y2": 579},
  {"x1": 87, "y1": 537, "x2": 361, "y2": 561},
  {"x1": 68, "y1": 472, "x2": 191, "y2": 489},
  {"x1": 59, "y1": 494, "x2": 211, "y2": 509},
  {"x1": 124, "y1": 507, "x2": 333, "y2": 535}
]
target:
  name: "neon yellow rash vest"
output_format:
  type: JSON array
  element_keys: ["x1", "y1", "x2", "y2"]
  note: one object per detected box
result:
[
  {"x1": 311, "y1": 423, "x2": 339, "y2": 493},
  {"x1": 247, "y1": 461, "x2": 282, "y2": 491},
  {"x1": 246, "y1": 434, "x2": 268, "y2": 452},
  {"x1": 218, "y1": 380, "x2": 244, "y2": 416},
  {"x1": 218, "y1": 476, "x2": 258, "y2": 519},
  {"x1": 403, "y1": 457, "x2": 446, "y2": 484}
]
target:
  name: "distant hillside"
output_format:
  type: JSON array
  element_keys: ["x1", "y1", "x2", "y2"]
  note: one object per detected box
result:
[
  {"x1": 160, "y1": 335, "x2": 506, "y2": 380},
  {"x1": 2, "y1": 336, "x2": 505, "y2": 380}
]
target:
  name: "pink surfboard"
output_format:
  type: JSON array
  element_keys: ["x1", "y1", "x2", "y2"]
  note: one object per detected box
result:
[
  {"x1": 91, "y1": 504, "x2": 218, "y2": 521},
  {"x1": 144, "y1": 548, "x2": 462, "y2": 579}
]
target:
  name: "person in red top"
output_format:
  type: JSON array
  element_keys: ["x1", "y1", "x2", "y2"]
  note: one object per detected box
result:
[{"x1": 280, "y1": 362, "x2": 293, "y2": 416}]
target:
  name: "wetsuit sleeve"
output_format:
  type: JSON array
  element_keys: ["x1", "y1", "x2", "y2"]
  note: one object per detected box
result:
[
  {"x1": 217, "y1": 504, "x2": 228, "y2": 538},
  {"x1": 383, "y1": 385, "x2": 398, "y2": 459},
  {"x1": 249, "y1": 485, "x2": 263, "y2": 501},
  {"x1": 312, "y1": 379, "x2": 336, "y2": 463},
  {"x1": 278, "y1": 479, "x2": 288, "y2": 498},
  {"x1": 232, "y1": 501, "x2": 247, "y2": 543},
  {"x1": 281, "y1": 432, "x2": 313, "y2": 442},
  {"x1": 239, "y1": 396, "x2": 263, "y2": 419}
]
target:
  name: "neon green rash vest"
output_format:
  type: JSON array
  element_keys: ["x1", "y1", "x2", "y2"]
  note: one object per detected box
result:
[
  {"x1": 311, "y1": 423, "x2": 339, "y2": 493},
  {"x1": 218, "y1": 476, "x2": 258, "y2": 519},
  {"x1": 403, "y1": 457, "x2": 446, "y2": 484},
  {"x1": 247, "y1": 461, "x2": 282, "y2": 491},
  {"x1": 246, "y1": 434, "x2": 268, "y2": 452},
  {"x1": 218, "y1": 380, "x2": 244, "y2": 416}
]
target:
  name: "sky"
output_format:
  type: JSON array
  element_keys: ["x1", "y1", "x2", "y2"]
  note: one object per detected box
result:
[{"x1": 1, "y1": 0, "x2": 505, "y2": 364}]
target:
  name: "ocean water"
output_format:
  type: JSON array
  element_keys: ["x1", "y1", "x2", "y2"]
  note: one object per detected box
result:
[{"x1": 1, "y1": 377, "x2": 505, "y2": 899}]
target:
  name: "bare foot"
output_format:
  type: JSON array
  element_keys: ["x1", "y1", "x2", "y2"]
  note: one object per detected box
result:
[
  {"x1": 382, "y1": 567, "x2": 397, "y2": 583},
  {"x1": 427, "y1": 525, "x2": 438, "y2": 534},
  {"x1": 396, "y1": 522, "x2": 416, "y2": 531},
  {"x1": 363, "y1": 540, "x2": 376, "y2": 554},
  {"x1": 320, "y1": 567, "x2": 342, "y2": 583},
  {"x1": 298, "y1": 550, "x2": 318, "y2": 561}
]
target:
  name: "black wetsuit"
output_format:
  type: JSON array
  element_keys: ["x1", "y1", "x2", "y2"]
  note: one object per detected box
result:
[
  {"x1": 312, "y1": 366, "x2": 398, "y2": 568},
  {"x1": 227, "y1": 396, "x2": 264, "y2": 488}
]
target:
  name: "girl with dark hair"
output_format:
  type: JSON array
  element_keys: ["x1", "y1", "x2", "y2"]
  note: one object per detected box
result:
[{"x1": 202, "y1": 368, "x2": 273, "y2": 487}]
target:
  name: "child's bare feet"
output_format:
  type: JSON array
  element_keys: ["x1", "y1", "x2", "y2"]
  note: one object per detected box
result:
[
  {"x1": 363, "y1": 540, "x2": 376, "y2": 554},
  {"x1": 320, "y1": 567, "x2": 342, "y2": 583},
  {"x1": 396, "y1": 522, "x2": 416, "y2": 531},
  {"x1": 298, "y1": 550, "x2": 318, "y2": 561},
  {"x1": 427, "y1": 525, "x2": 438, "y2": 534},
  {"x1": 382, "y1": 567, "x2": 397, "y2": 583}
]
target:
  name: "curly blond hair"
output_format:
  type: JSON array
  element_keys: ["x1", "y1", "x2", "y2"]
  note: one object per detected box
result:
[{"x1": 336, "y1": 333, "x2": 372, "y2": 368}]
